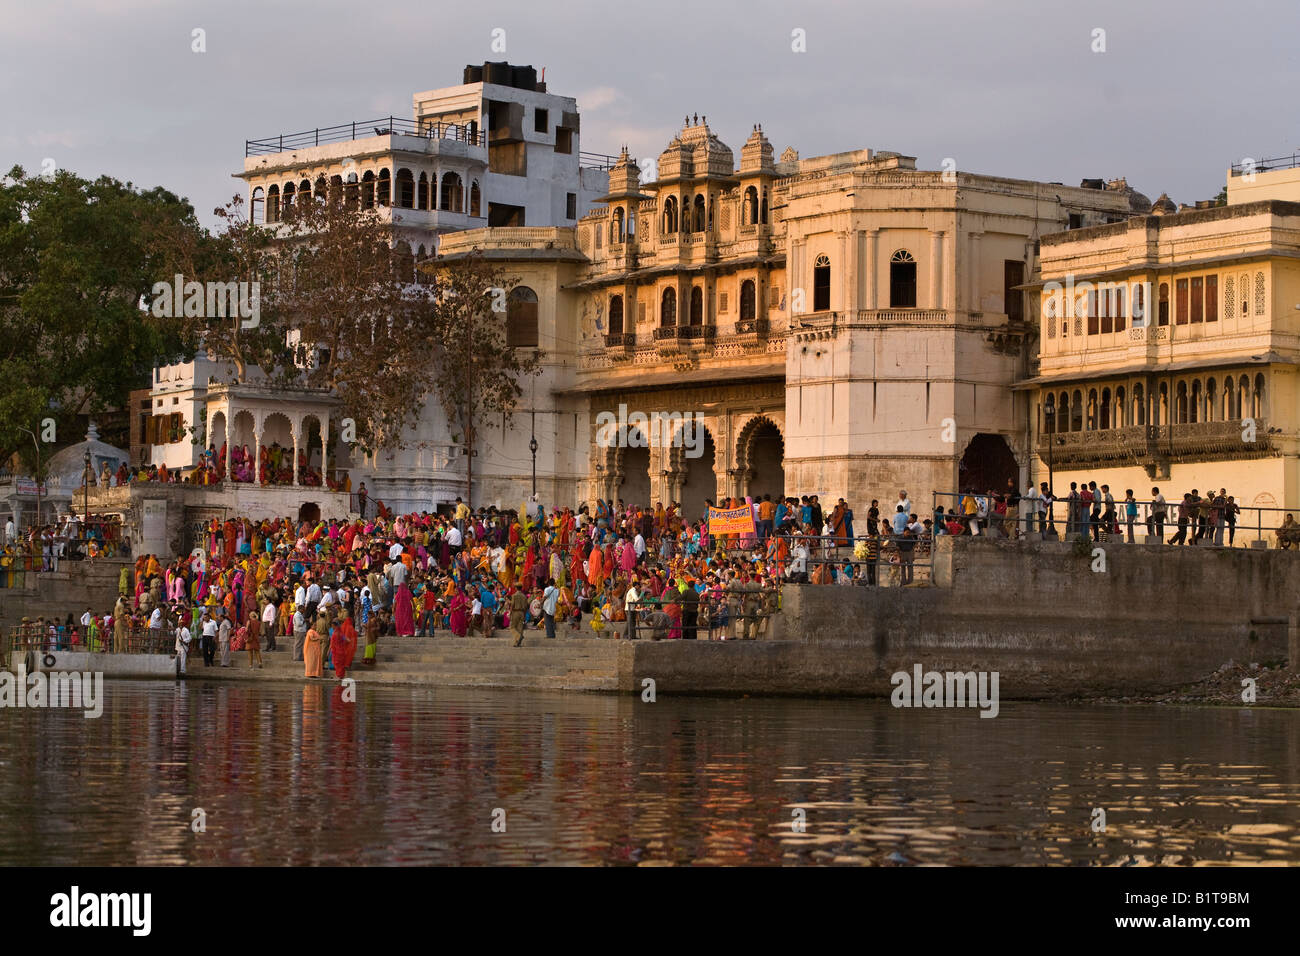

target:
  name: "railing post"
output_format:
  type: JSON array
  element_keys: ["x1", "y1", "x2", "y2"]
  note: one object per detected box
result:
[{"x1": 315, "y1": 128, "x2": 319, "y2": 146}]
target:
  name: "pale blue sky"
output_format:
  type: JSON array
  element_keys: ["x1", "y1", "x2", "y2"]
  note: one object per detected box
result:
[{"x1": 3, "y1": 0, "x2": 1295, "y2": 226}]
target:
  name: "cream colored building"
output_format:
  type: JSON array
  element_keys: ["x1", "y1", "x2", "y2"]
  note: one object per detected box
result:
[
  {"x1": 1020, "y1": 165, "x2": 1300, "y2": 526},
  {"x1": 450, "y1": 119, "x2": 1140, "y2": 517}
]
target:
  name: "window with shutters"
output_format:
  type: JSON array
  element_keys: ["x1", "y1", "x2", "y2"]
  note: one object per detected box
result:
[
  {"x1": 1190, "y1": 276, "x2": 1203, "y2": 323},
  {"x1": 770, "y1": 285, "x2": 781, "y2": 308},
  {"x1": 740, "y1": 280, "x2": 756, "y2": 320},
  {"x1": 1206, "y1": 275, "x2": 1218, "y2": 322},
  {"x1": 1175, "y1": 279, "x2": 1188, "y2": 325},
  {"x1": 813, "y1": 255, "x2": 831, "y2": 311},
  {"x1": 719, "y1": 292, "x2": 729, "y2": 313},
  {"x1": 889, "y1": 250, "x2": 916, "y2": 308},
  {"x1": 1115, "y1": 287, "x2": 1126, "y2": 332},
  {"x1": 506, "y1": 286, "x2": 539, "y2": 348},
  {"x1": 1224, "y1": 276, "x2": 1234, "y2": 317},
  {"x1": 1240, "y1": 274, "x2": 1250, "y2": 315},
  {"x1": 1158, "y1": 283, "x2": 1170, "y2": 326},
  {"x1": 1087, "y1": 291, "x2": 1099, "y2": 335}
]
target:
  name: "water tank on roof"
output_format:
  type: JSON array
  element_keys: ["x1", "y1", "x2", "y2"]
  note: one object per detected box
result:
[
  {"x1": 511, "y1": 65, "x2": 537, "y2": 90},
  {"x1": 463, "y1": 65, "x2": 484, "y2": 84},
  {"x1": 484, "y1": 62, "x2": 511, "y2": 85}
]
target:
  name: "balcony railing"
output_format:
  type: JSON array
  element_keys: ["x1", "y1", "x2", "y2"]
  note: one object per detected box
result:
[
  {"x1": 604, "y1": 332, "x2": 636, "y2": 349},
  {"x1": 1037, "y1": 419, "x2": 1273, "y2": 466},
  {"x1": 246, "y1": 117, "x2": 485, "y2": 156},
  {"x1": 653, "y1": 324, "x2": 716, "y2": 342},
  {"x1": 735, "y1": 317, "x2": 770, "y2": 336}
]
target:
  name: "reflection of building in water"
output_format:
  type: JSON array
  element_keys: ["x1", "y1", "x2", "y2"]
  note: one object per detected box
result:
[
  {"x1": 1021, "y1": 159, "x2": 1300, "y2": 515},
  {"x1": 445, "y1": 117, "x2": 1138, "y2": 514}
]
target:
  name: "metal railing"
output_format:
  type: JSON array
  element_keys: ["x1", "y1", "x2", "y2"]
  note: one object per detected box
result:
[
  {"x1": 246, "y1": 117, "x2": 486, "y2": 155},
  {"x1": 622, "y1": 591, "x2": 781, "y2": 641},
  {"x1": 1230, "y1": 153, "x2": 1300, "y2": 176},
  {"x1": 931, "y1": 491, "x2": 1299, "y2": 548}
]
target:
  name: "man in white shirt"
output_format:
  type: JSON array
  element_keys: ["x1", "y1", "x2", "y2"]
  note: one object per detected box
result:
[
  {"x1": 294, "y1": 581, "x2": 306, "y2": 610},
  {"x1": 201, "y1": 613, "x2": 218, "y2": 667},
  {"x1": 80, "y1": 608, "x2": 93, "y2": 629},
  {"x1": 446, "y1": 524, "x2": 463, "y2": 551},
  {"x1": 897, "y1": 490, "x2": 912, "y2": 517},
  {"x1": 789, "y1": 541, "x2": 809, "y2": 583},
  {"x1": 624, "y1": 581, "x2": 640, "y2": 640},
  {"x1": 305, "y1": 579, "x2": 322, "y2": 620},
  {"x1": 1021, "y1": 483, "x2": 1040, "y2": 537},
  {"x1": 388, "y1": 541, "x2": 404, "y2": 562},
  {"x1": 633, "y1": 532, "x2": 646, "y2": 564},
  {"x1": 3, "y1": 517, "x2": 13, "y2": 545},
  {"x1": 174, "y1": 621, "x2": 192, "y2": 675},
  {"x1": 541, "y1": 581, "x2": 559, "y2": 639},
  {"x1": 262, "y1": 600, "x2": 279, "y2": 651}
]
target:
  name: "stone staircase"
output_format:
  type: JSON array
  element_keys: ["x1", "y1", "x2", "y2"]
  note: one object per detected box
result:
[{"x1": 195, "y1": 630, "x2": 625, "y2": 691}]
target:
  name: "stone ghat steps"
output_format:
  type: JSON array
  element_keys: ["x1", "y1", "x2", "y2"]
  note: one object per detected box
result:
[{"x1": 189, "y1": 634, "x2": 624, "y2": 690}]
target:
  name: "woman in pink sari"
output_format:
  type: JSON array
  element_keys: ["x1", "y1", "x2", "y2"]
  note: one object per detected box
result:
[{"x1": 393, "y1": 580, "x2": 415, "y2": 636}]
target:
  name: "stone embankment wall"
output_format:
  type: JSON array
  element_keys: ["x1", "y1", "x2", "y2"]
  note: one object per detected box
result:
[
  {"x1": 0, "y1": 559, "x2": 129, "y2": 633},
  {"x1": 624, "y1": 537, "x2": 1295, "y2": 697}
]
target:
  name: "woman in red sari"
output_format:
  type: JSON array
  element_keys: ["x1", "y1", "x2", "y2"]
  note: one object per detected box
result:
[
  {"x1": 448, "y1": 588, "x2": 470, "y2": 637},
  {"x1": 330, "y1": 612, "x2": 358, "y2": 679}
]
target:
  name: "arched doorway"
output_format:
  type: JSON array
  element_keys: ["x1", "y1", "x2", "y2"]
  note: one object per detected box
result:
[
  {"x1": 298, "y1": 502, "x2": 321, "y2": 525},
  {"x1": 678, "y1": 427, "x2": 716, "y2": 523},
  {"x1": 958, "y1": 433, "x2": 1018, "y2": 494},
  {"x1": 618, "y1": 433, "x2": 650, "y2": 509},
  {"x1": 737, "y1": 417, "x2": 784, "y2": 501}
]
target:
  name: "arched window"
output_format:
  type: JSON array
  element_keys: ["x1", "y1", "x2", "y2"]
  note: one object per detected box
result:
[
  {"x1": 329, "y1": 174, "x2": 343, "y2": 205},
  {"x1": 283, "y1": 181, "x2": 296, "y2": 210},
  {"x1": 266, "y1": 185, "x2": 280, "y2": 223},
  {"x1": 506, "y1": 286, "x2": 538, "y2": 349},
  {"x1": 1115, "y1": 386, "x2": 1126, "y2": 428},
  {"x1": 396, "y1": 169, "x2": 415, "y2": 208},
  {"x1": 361, "y1": 171, "x2": 375, "y2": 209},
  {"x1": 1070, "y1": 389, "x2": 1083, "y2": 432},
  {"x1": 740, "y1": 279, "x2": 756, "y2": 320},
  {"x1": 1132, "y1": 384, "x2": 1145, "y2": 426},
  {"x1": 1240, "y1": 273, "x2": 1250, "y2": 316},
  {"x1": 743, "y1": 186, "x2": 758, "y2": 225},
  {"x1": 1223, "y1": 377, "x2": 1235, "y2": 420},
  {"x1": 1175, "y1": 382, "x2": 1188, "y2": 424},
  {"x1": 689, "y1": 286, "x2": 703, "y2": 326},
  {"x1": 608, "y1": 295, "x2": 624, "y2": 336},
  {"x1": 1239, "y1": 374, "x2": 1250, "y2": 418},
  {"x1": 813, "y1": 254, "x2": 831, "y2": 312},
  {"x1": 251, "y1": 187, "x2": 265, "y2": 224},
  {"x1": 1133, "y1": 282, "x2": 1145, "y2": 325},
  {"x1": 1205, "y1": 378, "x2": 1217, "y2": 422},
  {"x1": 662, "y1": 197, "x2": 678, "y2": 234},
  {"x1": 344, "y1": 172, "x2": 358, "y2": 209},
  {"x1": 469, "y1": 181, "x2": 481, "y2": 217},
  {"x1": 440, "y1": 172, "x2": 463, "y2": 212},
  {"x1": 693, "y1": 194, "x2": 706, "y2": 233},
  {"x1": 660, "y1": 287, "x2": 677, "y2": 327},
  {"x1": 761, "y1": 190, "x2": 768, "y2": 225},
  {"x1": 1100, "y1": 387, "x2": 1111, "y2": 430},
  {"x1": 1254, "y1": 373, "x2": 1265, "y2": 417},
  {"x1": 890, "y1": 249, "x2": 917, "y2": 308},
  {"x1": 376, "y1": 169, "x2": 391, "y2": 206},
  {"x1": 314, "y1": 176, "x2": 328, "y2": 202},
  {"x1": 1056, "y1": 391, "x2": 1069, "y2": 434},
  {"x1": 1158, "y1": 282, "x2": 1169, "y2": 326},
  {"x1": 612, "y1": 207, "x2": 625, "y2": 243},
  {"x1": 1086, "y1": 388, "x2": 1098, "y2": 430},
  {"x1": 1190, "y1": 380, "x2": 1201, "y2": 423},
  {"x1": 1044, "y1": 293, "x2": 1057, "y2": 339},
  {"x1": 1158, "y1": 383, "x2": 1169, "y2": 425},
  {"x1": 417, "y1": 172, "x2": 429, "y2": 210}
]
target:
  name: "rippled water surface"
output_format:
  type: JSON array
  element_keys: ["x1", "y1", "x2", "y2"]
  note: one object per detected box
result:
[{"x1": 0, "y1": 680, "x2": 1297, "y2": 865}]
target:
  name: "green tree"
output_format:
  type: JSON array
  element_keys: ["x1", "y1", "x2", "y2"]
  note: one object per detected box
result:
[{"x1": 0, "y1": 165, "x2": 197, "y2": 468}]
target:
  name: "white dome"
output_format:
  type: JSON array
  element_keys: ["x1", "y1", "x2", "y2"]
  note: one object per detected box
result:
[{"x1": 46, "y1": 421, "x2": 129, "y2": 489}]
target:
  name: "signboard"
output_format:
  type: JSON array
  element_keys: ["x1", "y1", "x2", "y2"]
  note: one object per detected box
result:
[
  {"x1": 708, "y1": 504, "x2": 756, "y2": 536},
  {"x1": 13, "y1": 478, "x2": 47, "y2": 496},
  {"x1": 142, "y1": 499, "x2": 167, "y2": 544}
]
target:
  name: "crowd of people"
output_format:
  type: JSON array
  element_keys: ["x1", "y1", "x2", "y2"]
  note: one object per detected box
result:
[
  {"x1": 11, "y1": 479, "x2": 1293, "y2": 671},
  {"x1": 0, "y1": 513, "x2": 126, "y2": 581},
  {"x1": 87, "y1": 444, "x2": 349, "y2": 490}
]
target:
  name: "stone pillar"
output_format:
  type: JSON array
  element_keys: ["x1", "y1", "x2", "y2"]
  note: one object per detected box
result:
[
  {"x1": 839, "y1": 231, "x2": 849, "y2": 313},
  {"x1": 292, "y1": 417, "x2": 300, "y2": 487},
  {"x1": 930, "y1": 230, "x2": 944, "y2": 310},
  {"x1": 224, "y1": 406, "x2": 233, "y2": 482},
  {"x1": 253, "y1": 416, "x2": 262, "y2": 486},
  {"x1": 320, "y1": 416, "x2": 329, "y2": 486},
  {"x1": 944, "y1": 230, "x2": 958, "y2": 313},
  {"x1": 865, "y1": 229, "x2": 879, "y2": 311},
  {"x1": 967, "y1": 232, "x2": 983, "y2": 314}
]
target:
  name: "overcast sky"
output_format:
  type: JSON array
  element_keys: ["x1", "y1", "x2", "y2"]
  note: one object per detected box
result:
[{"x1": 3, "y1": 0, "x2": 1296, "y2": 227}]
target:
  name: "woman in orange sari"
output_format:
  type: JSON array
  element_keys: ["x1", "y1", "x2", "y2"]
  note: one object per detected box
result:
[{"x1": 304, "y1": 617, "x2": 325, "y2": 678}]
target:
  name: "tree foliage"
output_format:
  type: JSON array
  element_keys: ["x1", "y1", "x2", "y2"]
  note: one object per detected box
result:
[{"x1": 0, "y1": 165, "x2": 194, "y2": 468}]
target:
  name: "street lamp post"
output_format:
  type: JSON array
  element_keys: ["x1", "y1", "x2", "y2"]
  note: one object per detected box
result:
[
  {"x1": 529, "y1": 418, "x2": 538, "y2": 499},
  {"x1": 83, "y1": 450, "x2": 92, "y2": 526},
  {"x1": 17, "y1": 426, "x2": 41, "y2": 534}
]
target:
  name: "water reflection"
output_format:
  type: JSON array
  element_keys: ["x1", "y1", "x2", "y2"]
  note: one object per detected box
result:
[{"x1": 0, "y1": 682, "x2": 1297, "y2": 865}]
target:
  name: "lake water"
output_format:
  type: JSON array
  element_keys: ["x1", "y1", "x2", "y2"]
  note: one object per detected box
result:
[{"x1": 0, "y1": 680, "x2": 1297, "y2": 865}]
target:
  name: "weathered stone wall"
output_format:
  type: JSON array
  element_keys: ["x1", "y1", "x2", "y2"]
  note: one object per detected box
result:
[
  {"x1": 0, "y1": 559, "x2": 130, "y2": 632},
  {"x1": 623, "y1": 537, "x2": 1294, "y2": 697}
]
